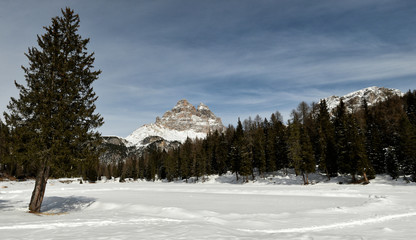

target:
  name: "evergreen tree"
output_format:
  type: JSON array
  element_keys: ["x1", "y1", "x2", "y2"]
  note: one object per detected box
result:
[
  {"x1": 130, "y1": 155, "x2": 139, "y2": 180},
  {"x1": 263, "y1": 118, "x2": 276, "y2": 173},
  {"x1": 206, "y1": 130, "x2": 227, "y2": 176},
  {"x1": 307, "y1": 102, "x2": 321, "y2": 172},
  {"x1": 179, "y1": 138, "x2": 193, "y2": 181},
  {"x1": 316, "y1": 100, "x2": 337, "y2": 178},
  {"x1": 300, "y1": 125, "x2": 315, "y2": 184},
  {"x1": 385, "y1": 146, "x2": 400, "y2": 179},
  {"x1": 216, "y1": 132, "x2": 228, "y2": 175},
  {"x1": 0, "y1": 120, "x2": 10, "y2": 174},
  {"x1": 372, "y1": 95, "x2": 405, "y2": 177},
  {"x1": 192, "y1": 139, "x2": 207, "y2": 181},
  {"x1": 224, "y1": 125, "x2": 235, "y2": 174},
  {"x1": 230, "y1": 119, "x2": 244, "y2": 181},
  {"x1": 252, "y1": 122, "x2": 266, "y2": 178},
  {"x1": 4, "y1": 8, "x2": 103, "y2": 212},
  {"x1": 362, "y1": 99, "x2": 384, "y2": 174},
  {"x1": 157, "y1": 150, "x2": 168, "y2": 181},
  {"x1": 164, "y1": 149, "x2": 178, "y2": 181},
  {"x1": 334, "y1": 100, "x2": 349, "y2": 175},
  {"x1": 147, "y1": 148, "x2": 160, "y2": 181},
  {"x1": 346, "y1": 115, "x2": 372, "y2": 183},
  {"x1": 239, "y1": 136, "x2": 253, "y2": 182},
  {"x1": 118, "y1": 160, "x2": 125, "y2": 182},
  {"x1": 288, "y1": 103, "x2": 315, "y2": 184},
  {"x1": 397, "y1": 115, "x2": 416, "y2": 181},
  {"x1": 287, "y1": 118, "x2": 302, "y2": 176},
  {"x1": 269, "y1": 112, "x2": 288, "y2": 172},
  {"x1": 404, "y1": 90, "x2": 416, "y2": 126},
  {"x1": 402, "y1": 91, "x2": 416, "y2": 181}
]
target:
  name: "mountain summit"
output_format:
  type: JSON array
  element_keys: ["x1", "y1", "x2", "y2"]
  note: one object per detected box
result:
[
  {"x1": 126, "y1": 99, "x2": 225, "y2": 147},
  {"x1": 323, "y1": 86, "x2": 403, "y2": 114}
]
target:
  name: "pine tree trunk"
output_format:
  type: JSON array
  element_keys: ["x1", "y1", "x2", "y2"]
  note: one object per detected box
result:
[
  {"x1": 352, "y1": 174, "x2": 357, "y2": 183},
  {"x1": 302, "y1": 172, "x2": 309, "y2": 185},
  {"x1": 28, "y1": 163, "x2": 50, "y2": 213},
  {"x1": 363, "y1": 171, "x2": 369, "y2": 184}
]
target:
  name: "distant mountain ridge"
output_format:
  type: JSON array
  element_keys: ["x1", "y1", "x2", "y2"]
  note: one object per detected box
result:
[
  {"x1": 323, "y1": 86, "x2": 403, "y2": 114},
  {"x1": 125, "y1": 99, "x2": 225, "y2": 148},
  {"x1": 119, "y1": 87, "x2": 403, "y2": 148},
  {"x1": 99, "y1": 86, "x2": 404, "y2": 164}
]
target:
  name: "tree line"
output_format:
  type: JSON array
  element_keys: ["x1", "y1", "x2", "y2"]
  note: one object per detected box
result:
[
  {"x1": 98, "y1": 90, "x2": 416, "y2": 184},
  {"x1": 2, "y1": 91, "x2": 415, "y2": 185}
]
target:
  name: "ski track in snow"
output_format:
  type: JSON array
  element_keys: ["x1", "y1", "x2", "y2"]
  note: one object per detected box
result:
[
  {"x1": 238, "y1": 211, "x2": 416, "y2": 233},
  {"x1": 0, "y1": 218, "x2": 184, "y2": 230}
]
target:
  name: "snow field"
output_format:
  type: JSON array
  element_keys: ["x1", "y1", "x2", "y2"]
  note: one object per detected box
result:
[
  {"x1": 125, "y1": 123, "x2": 207, "y2": 147},
  {"x1": 1, "y1": 174, "x2": 416, "y2": 239}
]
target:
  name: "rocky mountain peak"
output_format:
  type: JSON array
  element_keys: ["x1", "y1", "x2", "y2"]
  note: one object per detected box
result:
[
  {"x1": 323, "y1": 86, "x2": 403, "y2": 114},
  {"x1": 197, "y1": 102, "x2": 215, "y2": 119},
  {"x1": 171, "y1": 99, "x2": 197, "y2": 114},
  {"x1": 159, "y1": 99, "x2": 224, "y2": 132},
  {"x1": 197, "y1": 102, "x2": 209, "y2": 110},
  {"x1": 126, "y1": 99, "x2": 225, "y2": 147}
]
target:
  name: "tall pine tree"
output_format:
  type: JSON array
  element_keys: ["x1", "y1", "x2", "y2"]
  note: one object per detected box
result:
[
  {"x1": 269, "y1": 112, "x2": 288, "y2": 172},
  {"x1": 300, "y1": 125, "x2": 315, "y2": 184},
  {"x1": 4, "y1": 8, "x2": 103, "y2": 213},
  {"x1": 230, "y1": 119, "x2": 244, "y2": 181},
  {"x1": 316, "y1": 100, "x2": 338, "y2": 179},
  {"x1": 397, "y1": 115, "x2": 416, "y2": 181},
  {"x1": 404, "y1": 90, "x2": 416, "y2": 126},
  {"x1": 0, "y1": 120, "x2": 10, "y2": 174},
  {"x1": 334, "y1": 100, "x2": 349, "y2": 176},
  {"x1": 362, "y1": 99, "x2": 384, "y2": 174},
  {"x1": 287, "y1": 116, "x2": 302, "y2": 176},
  {"x1": 345, "y1": 114, "x2": 372, "y2": 183}
]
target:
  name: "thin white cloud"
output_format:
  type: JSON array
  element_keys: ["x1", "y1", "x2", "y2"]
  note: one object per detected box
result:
[{"x1": 2, "y1": 0, "x2": 416, "y2": 136}]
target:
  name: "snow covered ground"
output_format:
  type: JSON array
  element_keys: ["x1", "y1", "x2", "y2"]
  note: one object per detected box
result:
[{"x1": 1, "y1": 173, "x2": 416, "y2": 240}]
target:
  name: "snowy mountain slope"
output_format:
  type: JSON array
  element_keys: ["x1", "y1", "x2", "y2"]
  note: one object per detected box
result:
[
  {"x1": 323, "y1": 86, "x2": 403, "y2": 114},
  {"x1": 126, "y1": 99, "x2": 225, "y2": 147},
  {"x1": 125, "y1": 123, "x2": 207, "y2": 147}
]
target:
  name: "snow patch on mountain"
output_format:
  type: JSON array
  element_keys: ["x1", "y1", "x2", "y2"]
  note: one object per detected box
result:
[
  {"x1": 125, "y1": 123, "x2": 207, "y2": 147},
  {"x1": 323, "y1": 86, "x2": 403, "y2": 114}
]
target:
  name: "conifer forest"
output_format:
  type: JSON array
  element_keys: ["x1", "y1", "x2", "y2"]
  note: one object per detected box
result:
[
  {"x1": 2, "y1": 89, "x2": 416, "y2": 185},
  {"x1": 103, "y1": 91, "x2": 416, "y2": 184}
]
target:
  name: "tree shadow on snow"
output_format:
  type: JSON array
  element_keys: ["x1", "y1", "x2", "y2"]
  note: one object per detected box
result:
[
  {"x1": 0, "y1": 199, "x2": 16, "y2": 211},
  {"x1": 40, "y1": 196, "x2": 96, "y2": 214}
]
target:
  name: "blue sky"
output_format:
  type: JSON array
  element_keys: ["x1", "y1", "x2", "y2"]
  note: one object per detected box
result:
[{"x1": 1, "y1": 0, "x2": 416, "y2": 137}]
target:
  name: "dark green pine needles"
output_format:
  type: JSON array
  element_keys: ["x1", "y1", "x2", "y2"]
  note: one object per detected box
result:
[{"x1": 4, "y1": 8, "x2": 103, "y2": 213}]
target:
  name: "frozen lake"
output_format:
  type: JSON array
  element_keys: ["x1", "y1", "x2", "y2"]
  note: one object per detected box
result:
[{"x1": 1, "y1": 175, "x2": 416, "y2": 239}]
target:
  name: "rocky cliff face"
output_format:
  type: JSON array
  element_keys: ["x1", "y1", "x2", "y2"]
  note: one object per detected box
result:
[
  {"x1": 155, "y1": 100, "x2": 225, "y2": 133},
  {"x1": 126, "y1": 99, "x2": 225, "y2": 148},
  {"x1": 99, "y1": 136, "x2": 134, "y2": 164},
  {"x1": 323, "y1": 86, "x2": 403, "y2": 114}
]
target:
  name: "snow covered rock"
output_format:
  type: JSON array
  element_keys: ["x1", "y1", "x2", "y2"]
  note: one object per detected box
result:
[
  {"x1": 323, "y1": 86, "x2": 403, "y2": 114},
  {"x1": 102, "y1": 136, "x2": 129, "y2": 146},
  {"x1": 126, "y1": 99, "x2": 225, "y2": 147}
]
